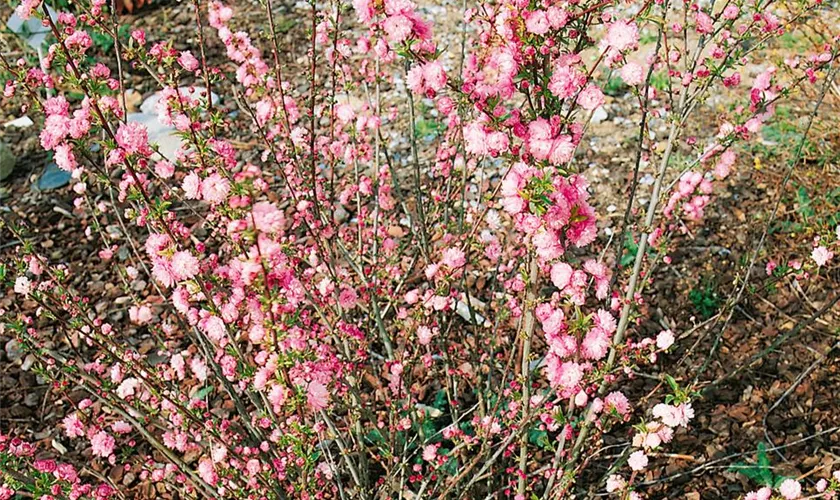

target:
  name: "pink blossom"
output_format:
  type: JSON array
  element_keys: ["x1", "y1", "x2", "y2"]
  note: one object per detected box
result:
[
  {"x1": 171, "y1": 251, "x2": 200, "y2": 280},
  {"x1": 548, "y1": 64, "x2": 585, "y2": 99},
  {"x1": 191, "y1": 357, "x2": 209, "y2": 382},
  {"x1": 546, "y1": 358, "x2": 583, "y2": 391},
  {"x1": 441, "y1": 247, "x2": 466, "y2": 268},
  {"x1": 745, "y1": 487, "x2": 773, "y2": 500},
  {"x1": 550, "y1": 262, "x2": 573, "y2": 290},
  {"x1": 131, "y1": 29, "x2": 146, "y2": 44},
  {"x1": 90, "y1": 431, "x2": 115, "y2": 458},
  {"x1": 198, "y1": 459, "x2": 219, "y2": 486},
  {"x1": 338, "y1": 288, "x2": 358, "y2": 309},
  {"x1": 525, "y1": 10, "x2": 550, "y2": 35},
  {"x1": 13, "y1": 276, "x2": 32, "y2": 295},
  {"x1": 582, "y1": 327, "x2": 610, "y2": 360},
  {"x1": 652, "y1": 402, "x2": 694, "y2": 427},
  {"x1": 208, "y1": 1, "x2": 233, "y2": 28},
  {"x1": 199, "y1": 315, "x2": 226, "y2": 343},
  {"x1": 577, "y1": 85, "x2": 605, "y2": 111},
  {"x1": 307, "y1": 381, "x2": 330, "y2": 411},
  {"x1": 111, "y1": 421, "x2": 132, "y2": 434},
  {"x1": 116, "y1": 377, "x2": 141, "y2": 399},
  {"x1": 129, "y1": 305, "x2": 153, "y2": 324},
  {"x1": 14, "y1": 0, "x2": 41, "y2": 19},
  {"x1": 528, "y1": 119, "x2": 575, "y2": 165},
  {"x1": 723, "y1": 4, "x2": 739, "y2": 19},
  {"x1": 54, "y1": 143, "x2": 77, "y2": 172},
  {"x1": 383, "y1": 14, "x2": 413, "y2": 43},
  {"x1": 182, "y1": 172, "x2": 202, "y2": 199},
  {"x1": 604, "y1": 391, "x2": 630, "y2": 415},
  {"x1": 606, "y1": 475, "x2": 626, "y2": 493},
  {"x1": 714, "y1": 150, "x2": 736, "y2": 179},
  {"x1": 695, "y1": 11, "x2": 714, "y2": 34},
  {"x1": 252, "y1": 201, "x2": 285, "y2": 233},
  {"x1": 417, "y1": 326, "x2": 433, "y2": 345},
  {"x1": 115, "y1": 122, "x2": 152, "y2": 156},
  {"x1": 202, "y1": 173, "x2": 230, "y2": 205},
  {"x1": 63, "y1": 413, "x2": 85, "y2": 438},
  {"x1": 352, "y1": 0, "x2": 375, "y2": 22},
  {"x1": 177, "y1": 51, "x2": 200, "y2": 71},
  {"x1": 155, "y1": 160, "x2": 175, "y2": 179}
]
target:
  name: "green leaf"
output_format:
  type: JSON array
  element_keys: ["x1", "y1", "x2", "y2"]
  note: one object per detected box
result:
[
  {"x1": 365, "y1": 429, "x2": 385, "y2": 445},
  {"x1": 757, "y1": 443, "x2": 774, "y2": 486},
  {"x1": 796, "y1": 186, "x2": 815, "y2": 220},
  {"x1": 729, "y1": 442, "x2": 777, "y2": 487},
  {"x1": 193, "y1": 385, "x2": 214, "y2": 400},
  {"x1": 440, "y1": 451, "x2": 458, "y2": 476},
  {"x1": 664, "y1": 375, "x2": 679, "y2": 393},
  {"x1": 528, "y1": 429, "x2": 552, "y2": 451},
  {"x1": 432, "y1": 389, "x2": 448, "y2": 411}
]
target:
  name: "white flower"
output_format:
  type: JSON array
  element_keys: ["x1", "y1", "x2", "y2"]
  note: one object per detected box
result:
[
  {"x1": 628, "y1": 450, "x2": 648, "y2": 471},
  {"x1": 778, "y1": 478, "x2": 801, "y2": 499},
  {"x1": 14, "y1": 276, "x2": 32, "y2": 295},
  {"x1": 656, "y1": 329, "x2": 675, "y2": 350},
  {"x1": 116, "y1": 377, "x2": 141, "y2": 399},
  {"x1": 811, "y1": 246, "x2": 833, "y2": 267},
  {"x1": 606, "y1": 474, "x2": 626, "y2": 493}
]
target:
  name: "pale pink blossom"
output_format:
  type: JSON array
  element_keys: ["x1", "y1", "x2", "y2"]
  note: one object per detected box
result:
[
  {"x1": 779, "y1": 479, "x2": 801, "y2": 499},
  {"x1": 606, "y1": 20, "x2": 639, "y2": 52},
  {"x1": 620, "y1": 62, "x2": 645, "y2": 86},
  {"x1": 628, "y1": 450, "x2": 648, "y2": 471},
  {"x1": 656, "y1": 330, "x2": 675, "y2": 350},
  {"x1": 525, "y1": 10, "x2": 550, "y2": 35},
  {"x1": 812, "y1": 246, "x2": 833, "y2": 267},
  {"x1": 606, "y1": 474, "x2": 626, "y2": 493},
  {"x1": 14, "y1": 276, "x2": 32, "y2": 295}
]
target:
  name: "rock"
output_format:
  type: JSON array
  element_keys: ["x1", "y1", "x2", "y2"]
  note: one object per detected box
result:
[
  {"x1": 4, "y1": 116, "x2": 34, "y2": 128},
  {"x1": 124, "y1": 89, "x2": 143, "y2": 112},
  {"x1": 0, "y1": 142, "x2": 15, "y2": 181},
  {"x1": 4, "y1": 339, "x2": 23, "y2": 362},
  {"x1": 124, "y1": 87, "x2": 220, "y2": 161},
  {"x1": 36, "y1": 162, "x2": 71, "y2": 190},
  {"x1": 126, "y1": 112, "x2": 183, "y2": 161},
  {"x1": 590, "y1": 106, "x2": 609, "y2": 124}
]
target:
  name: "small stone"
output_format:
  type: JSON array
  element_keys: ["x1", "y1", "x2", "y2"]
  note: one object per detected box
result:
[
  {"x1": 590, "y1": 106, "x2": 608, "y2": 124},
  {"x1": 122, "y1": 472, "x2": 136, "y2": 486},
  {"x1": 4, "y1": 116, "x2": 34, "y2": 128},
  {"x1": 0, "y1": 142, "x2": 16, "y2": 181},
  {"x1": 4, "y1": 339, "x2": 24, "y2": 363},
  {"x1": 37, "y1": 162, "x2": 71, "y2": 190}
]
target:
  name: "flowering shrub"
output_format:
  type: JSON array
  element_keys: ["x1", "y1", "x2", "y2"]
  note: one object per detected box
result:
[{"x1": 1, "y1": 0, "x2": 838, "y2": 497}]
